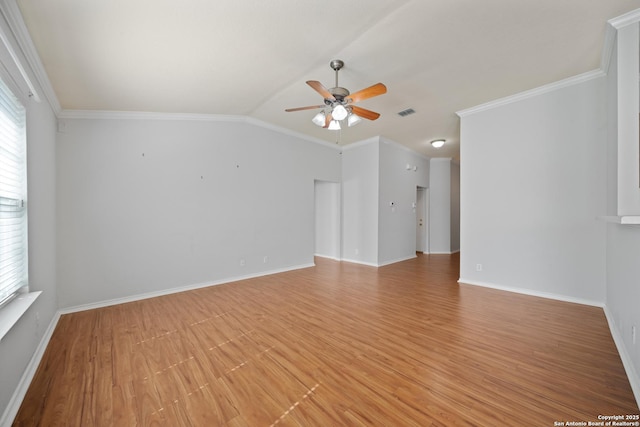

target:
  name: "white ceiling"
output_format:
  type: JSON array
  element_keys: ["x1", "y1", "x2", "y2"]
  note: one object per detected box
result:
[{"x1": 15, "y1": 0, "x2": 640, "y2": 159}]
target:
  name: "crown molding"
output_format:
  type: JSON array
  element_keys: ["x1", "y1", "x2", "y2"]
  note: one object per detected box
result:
[
  {"x1": 58, "y1": 109, "x2": 340, "y2": 150},
  {"x1": 601, "y1": 8, "x2": 640, "y2": 75},
  {"x1": 456, "y1": 69, "x2": 604, "y2": 118},
  {"x1": 0, "y1": 0, "x2": 60, "y2": 113},
  {"x1": 600, "y1": 23, "x2": 617, "y2": 75},
  {"x1": 243, "y1": 116, "x2": 340, "y2": 150},
  {"x1": 58, "y1": 109, "x2": 244, "y2": 122},
  {"x1": 379, "y1": 135, "x2": 431, "y2": 160},
  {"x1": 340, "y1": 136, "x2": 380, "y2": 151},
  {"x1": 608, "y1": 8, "x2": 640, "y2": 29}
]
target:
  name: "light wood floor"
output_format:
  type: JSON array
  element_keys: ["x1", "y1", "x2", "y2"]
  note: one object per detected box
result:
[{"x1": 14, "y1": 254, "x2": 639, "y2": 426}]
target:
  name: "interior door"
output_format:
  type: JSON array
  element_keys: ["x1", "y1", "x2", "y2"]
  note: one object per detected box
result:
[{"x1": 416, "y1": 187, "x2": 428, "y2": 253}]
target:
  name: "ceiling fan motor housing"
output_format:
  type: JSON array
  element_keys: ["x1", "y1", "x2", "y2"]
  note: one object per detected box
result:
[{"x1": 329, "y1": 86, "x2": 350, "y2": 102}]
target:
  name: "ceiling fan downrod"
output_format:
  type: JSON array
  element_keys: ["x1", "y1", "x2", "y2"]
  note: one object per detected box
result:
[
  {"x1": 328, "y1": 59, "x2": 349, "y2": 102},
  {"x1": 330, "y1": 59, "x2": 344, "y2": 88}
]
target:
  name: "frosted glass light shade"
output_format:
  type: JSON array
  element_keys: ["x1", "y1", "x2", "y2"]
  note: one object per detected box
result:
[
  {"x1": 431, "y1": 139, "x2": 445, "y2": 148},
  {"x1": 348, "y1": 113, "x2": 362, "y2": 127},
  {"x1": 328, "y1": 120, "x2": 341, "y2": 130},
  {"x1": 332, "y1": 104, "x2": 348, "y2": 121},
  {"x1": 312, "y1": 111, "x2": 326, "y2": 126}
]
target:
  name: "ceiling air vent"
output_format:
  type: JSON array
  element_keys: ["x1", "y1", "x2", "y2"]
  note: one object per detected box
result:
[{"x1": 397, "y1": 108, "x2": 415, "y2": 117}]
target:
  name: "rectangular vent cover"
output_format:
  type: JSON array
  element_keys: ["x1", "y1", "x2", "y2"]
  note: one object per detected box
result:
[{"x1": 397, "y1": 108, "x2": 416, "y2": 117}]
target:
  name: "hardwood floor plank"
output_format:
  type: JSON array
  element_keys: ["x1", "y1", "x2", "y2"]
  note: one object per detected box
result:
[{"x1": 13, "y1": 253, "x2": 639, "y2": 426}]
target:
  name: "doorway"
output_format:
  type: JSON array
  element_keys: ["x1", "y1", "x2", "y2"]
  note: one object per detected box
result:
[
  {"x1": 314, "y1": 180, "x2": 341, "y2": 260},
  {"x1": 416, "y1": 187, "x2": 429, "y2": 253}
]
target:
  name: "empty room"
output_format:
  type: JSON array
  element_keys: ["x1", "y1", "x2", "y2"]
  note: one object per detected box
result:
[{"x1": 1, "y1": 1, "x2": 640, "y2": 425}]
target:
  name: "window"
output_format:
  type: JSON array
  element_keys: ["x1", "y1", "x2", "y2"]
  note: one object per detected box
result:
[{"x1": 0, "y1": 76, "x2": 27, "y2": 307}]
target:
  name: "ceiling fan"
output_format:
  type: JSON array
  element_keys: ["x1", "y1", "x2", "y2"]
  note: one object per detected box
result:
[{"x1": 285, "y1": 59, "x2": 387, "y2": 130}]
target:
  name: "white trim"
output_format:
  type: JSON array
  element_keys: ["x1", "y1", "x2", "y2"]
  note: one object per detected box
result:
[
  {"x1": 601, "y1": 24, "x2": 617, "y2": 75},
  {"x1": 379, "y1": 136, "x2": 431, "y2": 161},
  {"x1": 314, "y1": 254, "x2": 342, "y2": 262},
  {"x1": 457, "y1": 278, "x2": 605, "y2": 308},
  {"x1": 603, "y1": 306, "x2": 640, "y2": 407},
  {"x1": 608, "y1": 8, "x2": 640, "y2": 30},
  {"x1": 339, "y1": 136, "x2": 379, "y2": 152},
  {"x1": 0, "y1": 5, "x2": 39, "y2": 102},
  {"x1": 0, "y1": 291, "x2": 40, "y2": 341},
  {"x1": 456, "y1": 69, "x2": 605, "y2": 117},
  {"x1": 244, "y1": 116, "x2": 339, "y2": 149},
  {"x1": 58, "y1": 263, "x2": 314, "y2": 314},
  {"x1": 340, "y1": 258, "x2": 379, "y2": 268},
  {"x1": 0, "y1": 0, "x2": 59, "y2": 110},
  {"x1": 599, "y1": 215, "x2": 640, "y2": 225},
  {"x1": 57, "y1": 109, "x2": 340, "y2": 150},
  {"x1": 58, "y1": 109, "x2": 245, "y2": 122},
  {"x1": 0, "y1": 309, "x2": 60, "y2": 427},
  {"x1": 377, "y1": 254, "x2": 417, "y2": 267}
]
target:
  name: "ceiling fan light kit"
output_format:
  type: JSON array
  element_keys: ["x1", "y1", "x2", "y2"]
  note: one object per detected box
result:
[
  {"x1": 312, "y1": 111, "x2": 326, "y2": 126},
  {"x1": 347, "y1": 112, "x2": 362, "y2": 127},
  {"x1": 286, "y1": 59, "x2": 387, "y2": 131}
]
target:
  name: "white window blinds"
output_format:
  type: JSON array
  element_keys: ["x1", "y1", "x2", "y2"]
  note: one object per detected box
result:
[{"x1": 0, "y1": 76, "x2": 27, "y2": 307}]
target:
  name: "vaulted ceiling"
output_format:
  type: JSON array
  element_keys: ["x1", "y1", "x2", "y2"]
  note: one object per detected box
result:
[{"x1": 16, "y1": 0, "x2": 640, "y2": 159}]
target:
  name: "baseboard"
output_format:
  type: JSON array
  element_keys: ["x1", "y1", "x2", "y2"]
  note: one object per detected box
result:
[
  {"x1": 59, "y1": 263, "x2": 315, "y2": 315},
  {"x1": 603, "y1": 306, "x2": 640, "y2": 407},
  {"x1": 457, "y1": 278, "x2": 638, "y2": 406},
  {"x1": 457, "y1": 278, "x2": 605, "y2": 308},
  {"x1": 340, "y1": 258, "x2": 379, "y2": 267},
  {"x1": 314, "y1": 254, "x2": 341, "y2": 262},
  {"x1": 0, "y1": 310, "x2": 60, "y2": 427},
  {"x1": 378, "y1": 254, "x2": 417, "y2": 267},
  {"x1": 342, "y1": 254, "x2": 427, "y2": 268}
]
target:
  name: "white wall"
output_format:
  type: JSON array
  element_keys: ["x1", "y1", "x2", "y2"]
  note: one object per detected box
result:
[
  {"x1": 615, "y1": 23, "x2": 640, "y2": 215},
  {"x1": 56, "y1": 117, "x2": 341, "y2": 309},
  {"x1": 450, "y1": 161, "x2": 460, "y2": 253},
  {"x1": 315, "y1": 180, "x2": 341, "y2": 260},
  {"x1": 341, "y1": 138, "x2": 379, "y2": 265},
  {"x1": 341, "y1": 137, "x2": 430, "y2": 266},
  {"x1": 604, "y1": 21, "x2": 640, "y2": 402},
  {"x1": 459, "y1": 75, "x2": 607, "y2": 304},
  {"x1": 0, "y1": 6, "x2": 58, "y2": 423},
  {"x1": 378, "y1": 138, "x2": 429, "y2": 265},
  {"x1": 429, "y1": 158, "x2": 452, "y2": 254},
  {"x1": 606, "y1": 224, "x2": 640, "y2": 400}
]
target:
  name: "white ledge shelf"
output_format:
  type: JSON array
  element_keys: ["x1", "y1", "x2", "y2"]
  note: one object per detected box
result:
[
  {"x1": 0, "y1": 291, "x2": 41, "y2": 341},
  {"x1": 599, "y1": 215, "x2": 640, "y2": 224}
]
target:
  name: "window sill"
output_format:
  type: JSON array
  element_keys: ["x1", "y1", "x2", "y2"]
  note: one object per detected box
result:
[
  {"x1": 599, "y1": 215, "x2": 640, "y2": 225},
  {"x1": 0, "y1": 291, "x2": 41, "y2": 341}
]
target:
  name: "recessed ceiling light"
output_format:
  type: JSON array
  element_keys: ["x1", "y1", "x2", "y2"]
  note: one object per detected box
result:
[{"x1": 431, "y1": 139, "x2": 445, "y2": 148}]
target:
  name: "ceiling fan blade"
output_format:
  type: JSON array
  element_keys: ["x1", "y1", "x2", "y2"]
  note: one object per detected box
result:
[
  {"x1": 307, "y1": 80, "x2": 336, "y2": 101},
  {"x1": 323, "y1": 112, "x2": 333, "y2": 128},
  {"x1": 347, "y1": 83, "x2": 387, "y2": 104},
  {"x1": 285, "y1": 105, "x2": 325, "y2": 112},
  {"x1": 351, "y1": 105, "x2": 380, "y2": 121}
]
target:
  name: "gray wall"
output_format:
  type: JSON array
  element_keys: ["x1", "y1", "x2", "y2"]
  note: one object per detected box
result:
[
  {"x1": 459, "y1": 75, "x2": 607, "y2": 305},
  {"x1": 56, "y1": 116, "x2": 341, "y2": 309},
  {"x1": 0, "y1": 8, "x2": 58, "y2": 423}
]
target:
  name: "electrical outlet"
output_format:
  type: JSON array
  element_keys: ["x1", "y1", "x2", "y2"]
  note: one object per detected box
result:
[
  {"x1": 633, "y1": 325, "x2": 636, "y2": 345},
  {"x1": 263, "y1": 256, "x2": 268, "y2": 264},
  {"x1": 240, "y1": 259, "x2": 245, "y2": 267},
  {"x1": 476, "y1": 263, "x2": 483, "y2": 272}
]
